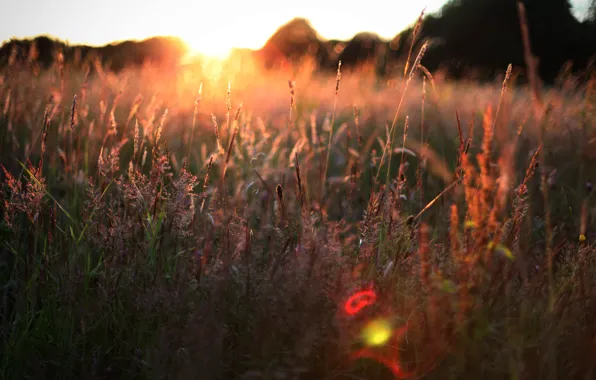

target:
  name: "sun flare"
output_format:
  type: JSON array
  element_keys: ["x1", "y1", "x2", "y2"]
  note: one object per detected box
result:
[
  {"x1": 174, "y1": 15, "x2": 275, "y2": 61},
  {"x1": 361, "y1": 319, "x2": 393, "y2": 347},
  {"x1": 183, "y1": 37, "x2": 234, "y2": 60}
]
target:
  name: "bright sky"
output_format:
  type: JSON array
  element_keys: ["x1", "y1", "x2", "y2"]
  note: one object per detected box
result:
[{"x1": 0, "y1": 0, "x2": 592, "y2": 58}]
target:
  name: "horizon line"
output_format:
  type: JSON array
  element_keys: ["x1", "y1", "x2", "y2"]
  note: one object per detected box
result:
[{"x1": 0, "y1": 16, "x2": 422, "y2": 52}]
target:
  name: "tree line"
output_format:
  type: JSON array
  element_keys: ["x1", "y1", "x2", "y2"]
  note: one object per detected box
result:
[{"x1": 2, "y1": 0, "x2": 596, "y2": 84}]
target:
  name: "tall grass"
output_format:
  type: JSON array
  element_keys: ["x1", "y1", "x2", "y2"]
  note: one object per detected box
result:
[{"x1": 0, "y1": 46, "x2": 595, "y2": 380}]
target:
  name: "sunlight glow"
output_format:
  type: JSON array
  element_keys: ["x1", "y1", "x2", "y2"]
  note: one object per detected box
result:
[
  {"x1": 0, "y1": 0, "x2": 451, "y2": 56},
  {"x1": 1, "y1": 0, "x2": 591, "y2": 59},
  {"x1": 184, "y1": 39, "x2": 233, "y2": 60}
]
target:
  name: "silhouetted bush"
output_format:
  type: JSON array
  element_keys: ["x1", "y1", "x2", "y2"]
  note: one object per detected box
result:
[
  {"x1": 0, "y1": 36, "x2": 187, "y2": 73},
  {"x1": 257, "y1": 18, "x2": 329, "y2": 70}
]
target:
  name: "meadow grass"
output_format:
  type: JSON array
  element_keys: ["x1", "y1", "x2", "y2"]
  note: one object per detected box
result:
[{"x1": 0, "y1": 51, "x2": 596, "y2": 380}]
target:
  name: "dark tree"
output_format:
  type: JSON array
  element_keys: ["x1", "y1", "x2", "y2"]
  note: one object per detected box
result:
[
  {"x1": 590, "y1": 0, "x2": 596, "y2": 22},
  {"x1": 417, "y1": 0, "x2": 592, "y2": 82},
  {"x1": 425, "y1": 0, "x2": 524, "y2": 77},
  {"x1": 0, "y1": 36, "x2": 187, "y2": 72},
  {"x1": 338, "y1": 33, "x2": 386, "y2": 69}
]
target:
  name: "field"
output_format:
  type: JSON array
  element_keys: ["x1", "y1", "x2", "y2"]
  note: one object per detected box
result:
[{"x1": 1, "y1": 51, "x2": 596, "y2": 380}]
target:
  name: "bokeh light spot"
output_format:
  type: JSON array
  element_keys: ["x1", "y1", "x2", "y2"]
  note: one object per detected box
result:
[{"x1": 362, "y1": 318, "x2": 392, "y2": 346}]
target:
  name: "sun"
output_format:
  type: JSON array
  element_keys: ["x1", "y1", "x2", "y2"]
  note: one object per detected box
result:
[
  {"x1": 183, "y1": 37, "x2": 233, "y2": 60},
  {"x1": 174, "y1": 16, "x2": 274, "y2": 61}
]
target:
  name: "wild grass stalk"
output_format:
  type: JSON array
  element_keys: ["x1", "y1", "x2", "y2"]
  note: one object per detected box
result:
[
  {"x1": 377, "y1": 41, "x2": 429, "y2": 186},
  {"x1": 187, "y1": 83, "x2": 202, "y2": 166},
  {"x1": 322, "y1": 61, "x2": 342, "y2": 200}
]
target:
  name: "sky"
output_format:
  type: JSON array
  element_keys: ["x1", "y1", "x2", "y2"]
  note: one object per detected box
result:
[{"x1": 0, "y1": 0, "x2": 592, "y2": 58}]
